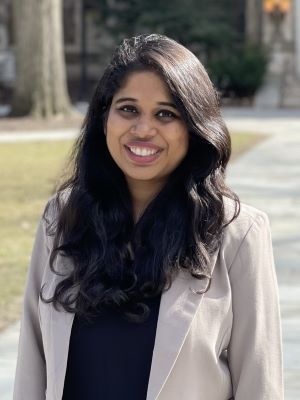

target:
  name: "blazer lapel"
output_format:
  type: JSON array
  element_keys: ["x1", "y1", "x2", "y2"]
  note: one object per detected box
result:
[
  {"x1": 49, "y1": 251, "x2": 218, "y2": 400},
  {"x1": 50, "y1": 273, "x2": 209, "y2": 400},
  {"x1": 51, "y1": 305, "x2": 74, "y2": 400},
  {"x1": 146, "y1": 250, "x2": 219, "y2": 400},
  {"x1": 47, "y1": 257, "x2": 75, "y2": 400}
]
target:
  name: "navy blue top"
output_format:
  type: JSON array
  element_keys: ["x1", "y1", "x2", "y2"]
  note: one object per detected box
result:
[{"x1": 62, "y1": 294, "x2": 161, "y2": 400}]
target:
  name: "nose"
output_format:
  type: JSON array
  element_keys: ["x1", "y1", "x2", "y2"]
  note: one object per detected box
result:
[{"x1": 130, "y1": 116, "x2": 157, "y2": 138}]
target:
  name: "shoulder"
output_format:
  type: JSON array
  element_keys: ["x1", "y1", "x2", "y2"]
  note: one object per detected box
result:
[
  {"x1": 42, "y1": 188, "x2": 71, "y2": 222},
  {"x1": 221, "y1": 196, "x2": 271, "y2": 268},
  {"x1": 40, "y1": 188, "x2": 72, "y2": 248},
  {"x1": 223, "y1": 196, "x2": 269, "y2": 233}
]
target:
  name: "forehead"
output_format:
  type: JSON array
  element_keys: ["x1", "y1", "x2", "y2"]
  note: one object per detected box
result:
[{"x1": 113, "y1": 70, "x2": 172, "y2": 101}]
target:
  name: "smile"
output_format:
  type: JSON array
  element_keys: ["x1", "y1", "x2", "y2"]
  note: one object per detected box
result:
[
  {"x1": 126, "y1": 146, "x2": 160, "y2": 157},
  {"x1": 124, "y1": 145, "x2": 163, "y2": 164}
]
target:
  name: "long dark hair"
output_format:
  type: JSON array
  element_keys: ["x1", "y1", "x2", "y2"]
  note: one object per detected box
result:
[{"x1": 42, "y1": 34, "x2": 239, "y2": 323}]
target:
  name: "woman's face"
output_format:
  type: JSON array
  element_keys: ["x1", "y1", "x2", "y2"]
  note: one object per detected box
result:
[{"x1": 105, "y1": 70, "x2": 189, "y2": 186}]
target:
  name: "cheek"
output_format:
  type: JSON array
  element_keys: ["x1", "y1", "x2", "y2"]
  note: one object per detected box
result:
[
  {"x1": 105, "y1": 128, "x2": 119, "y2": 163},
  {"x1": 181, "y1": 132, "x2": 189, "y2": 154},
  {"x1": 106, "y1": 111, "x2": 131, "y2": 142},
  {"x1": 172, "y1": 128, "x2": 189, "y2": 158},
  {"x1": 106, "y1": 112, "x2": 117, "y2": 137},
  {"x1": 106, "y1": 114, "x2": 122, "y2": 150}
]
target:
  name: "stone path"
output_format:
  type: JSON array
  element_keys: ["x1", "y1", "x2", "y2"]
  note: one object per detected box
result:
[
  {"x1": 0, "y1": 129, "x2": 77, "y2": 142},
  {"x1": 0, "y1": 107, "x2": 300, "y2": 399},
  {"x1": 224, "y1": 107, "x2": 300, "y2": 399},
  {"x1": 0, "y1": 323, "x2": 19, "y2": 400}
]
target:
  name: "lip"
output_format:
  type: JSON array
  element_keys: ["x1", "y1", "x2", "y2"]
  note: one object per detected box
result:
[
  {"x1": 123, "y1": 144, "x2": 163, "y2": 165},
  {"x1": 125, "y1": 141, "x2": 164, "y2": 151}
]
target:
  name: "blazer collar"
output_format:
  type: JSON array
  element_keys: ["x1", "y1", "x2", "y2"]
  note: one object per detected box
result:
[
  {"x1": 50, "y1": 251, "x2": 218, "y2": 400},
  {"x1": 146, "y1": 250, "x2": 218, "y2": 400}
]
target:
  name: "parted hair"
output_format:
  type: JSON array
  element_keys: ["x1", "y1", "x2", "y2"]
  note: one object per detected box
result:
[{"x1": 42, "y1": 34, "x2": 240, "y2": 323}]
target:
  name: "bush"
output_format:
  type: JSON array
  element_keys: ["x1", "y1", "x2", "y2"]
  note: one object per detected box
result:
[{"x1": 208, "y1": 45, "x2": 269, "y2": 99}]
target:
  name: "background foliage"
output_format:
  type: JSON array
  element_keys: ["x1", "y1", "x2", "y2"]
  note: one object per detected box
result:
[{"x1": 83, "y1": 0, "x2": 266, "y2": 100}]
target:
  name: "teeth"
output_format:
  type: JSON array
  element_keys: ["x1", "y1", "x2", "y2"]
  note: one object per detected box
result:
[{"x1": 128, "y1": 146, "x2": 159, "y2": 156}]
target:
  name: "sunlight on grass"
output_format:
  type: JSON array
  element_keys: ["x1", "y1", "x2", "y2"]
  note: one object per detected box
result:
[
  {"x1": 0, "y1": 140, "x2": 73, "y2": 329},
  {"x1": 231, "y1": 132, "x2": 266, "y2": 161}
]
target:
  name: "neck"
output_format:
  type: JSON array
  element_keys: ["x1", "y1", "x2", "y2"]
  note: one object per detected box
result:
[{"x1": 126, "y1": 177, "x2": 166, "y2": 223}]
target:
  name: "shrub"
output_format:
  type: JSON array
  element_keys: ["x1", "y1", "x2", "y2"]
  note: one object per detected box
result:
[{"x1": 208, "y1": 45, "x2": 269, "y2": 98}]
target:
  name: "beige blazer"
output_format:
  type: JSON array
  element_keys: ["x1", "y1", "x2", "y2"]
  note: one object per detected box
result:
[{"x1": 13, "y1": 197, "x2": 283, "y2": 400}]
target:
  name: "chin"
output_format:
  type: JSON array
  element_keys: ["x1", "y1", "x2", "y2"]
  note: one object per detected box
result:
[
  {"x1": 125, "y1": 170, "x2": 167, "y2": 182},
  {"x1": 127, "y1": 174, "x2": 161, "y2": 182}
]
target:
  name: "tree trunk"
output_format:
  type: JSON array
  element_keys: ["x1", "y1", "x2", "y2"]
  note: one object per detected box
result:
[{"x1": 11, "y1": 0, "x2": 72, "y2": 118}]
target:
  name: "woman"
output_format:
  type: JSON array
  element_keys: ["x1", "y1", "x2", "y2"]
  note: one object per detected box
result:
[{"x1": 13, "y1": 34, "x2": 283, "y2": 400}]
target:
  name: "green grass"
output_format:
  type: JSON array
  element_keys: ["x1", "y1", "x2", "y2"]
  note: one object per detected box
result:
[
  {"x1": 0, "y1": 132, "x2": 265, "y2": 330},
  {"x1": 231, "y1": 131, "x2": 266, "y2": 161},
  {"x1": 0, "y1": 140, "x2": 74, "y2": 329}
]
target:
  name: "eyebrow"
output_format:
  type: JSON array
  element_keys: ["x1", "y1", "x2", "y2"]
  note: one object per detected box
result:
[{"x1": 114, "y1": 97, "x2": 178, "y2": 109}]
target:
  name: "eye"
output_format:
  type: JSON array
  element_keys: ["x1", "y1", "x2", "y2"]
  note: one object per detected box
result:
[
  {"x1": 156, "y1": 109, "x2": 178, "y2": 120},
  {"x1": 118, "y1": 105, "x2": 138, "y2": 114}
]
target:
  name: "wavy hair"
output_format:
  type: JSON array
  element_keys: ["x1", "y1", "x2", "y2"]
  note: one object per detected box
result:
[{"x1": 41, "y1": 34, "x2": 240, "y2": 323}]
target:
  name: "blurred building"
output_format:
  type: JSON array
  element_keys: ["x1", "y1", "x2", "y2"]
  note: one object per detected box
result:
[
  {"x1": 248, "y1": 0, "x2": 300, "y2": 107},
  {"x1": 0, "y1": 0, "x2": 299, "y2": 107}
]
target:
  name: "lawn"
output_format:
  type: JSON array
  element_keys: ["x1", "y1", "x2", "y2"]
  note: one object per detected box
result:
[
  {"x1": 230, "y1": 132, "x2": 266, "y2": 161},
  {"x1": 0, "y1": 132, "x2": 266, "y2": 330},
  {"x1": 0, "y1": 140, "x2": 73, "y2": 330}
]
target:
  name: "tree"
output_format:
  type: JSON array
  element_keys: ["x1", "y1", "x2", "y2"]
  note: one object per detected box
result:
[
  {"x1": 92, "y1": 0, "x2": 265, "y2": 99},
  {"x1": 96, "y1": 0, "x2": 244, "y2": 61},
  {"x1": 11, "y1": 0, "x2": 72, "y2": 118}
]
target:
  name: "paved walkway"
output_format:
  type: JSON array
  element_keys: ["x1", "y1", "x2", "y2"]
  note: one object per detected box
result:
[
  {"x1": 0, "y1": 129, "x2": 77, "y2": 142},
  {"x1": 224, "y1": 108, "x2": 300, "y2": 399},
  {"x1": 1, "y1": 107, "x2": 300, "y2": 399}
]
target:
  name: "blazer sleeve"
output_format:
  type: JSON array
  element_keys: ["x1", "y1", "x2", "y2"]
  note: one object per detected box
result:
[
  {"x1": 227, "y1": 212, "x2": 284, "y2": 399},
  {"x1": 13, "y1": 213, "x2": 50, "y2": 400}
]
